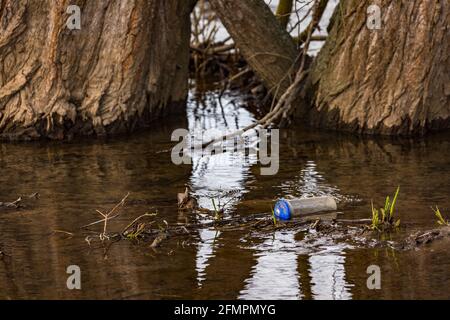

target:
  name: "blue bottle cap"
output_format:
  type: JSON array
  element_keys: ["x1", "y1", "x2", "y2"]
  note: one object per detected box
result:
[{"x1": 274, "y1": 199, "x2": 292, "y2": 220}]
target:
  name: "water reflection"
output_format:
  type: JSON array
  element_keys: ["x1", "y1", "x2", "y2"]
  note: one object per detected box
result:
[
  {"x1": 196, "y1": 228, "x2": 220, "y2": 287},
  {"x1": 239, "y1": 231, "x2": 303, "y2": 300},
  {"x1": 280, "y1": 160, "x2": 341, "y2": 199},
  {"x1": 187, "y1": 91, "x2": 257, "y2": 286},
  {"x1": 309, "y1": 246, "x2": 353, "y2": 300},
  {"x1": 238, "y1": 231, "x2": 353, "y2": 300},
  {"x1": 187, "y1": 91, "x2": 257, "y2": 211}
]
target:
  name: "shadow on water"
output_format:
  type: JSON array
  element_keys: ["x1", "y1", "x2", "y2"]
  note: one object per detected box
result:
[{"x1": 0, "y1": 87, "x2": 449, "y2": 299}]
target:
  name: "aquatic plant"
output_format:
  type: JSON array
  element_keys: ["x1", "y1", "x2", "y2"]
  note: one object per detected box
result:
[
  {"x1": 369, "y1": 186, "x2": 401, "y2": 231},
  {"x1": 125, "y1": 223, "x2": 146, "y2": 240},
  {"x1": 432, "y1": 206, "x2": 449, "y2": 226},
  {"x1": 207, "y1": 189, "x2": 240, "y2": 219},
  {"x1": 211, "y1": 198, "x2": 221, "y2": 220},
  {"x1": 122, "y1": 213, "x2": 157, "y2": 241},
  {"x1": 271, "y1": 206, "x2": 277, "y2": 226}
]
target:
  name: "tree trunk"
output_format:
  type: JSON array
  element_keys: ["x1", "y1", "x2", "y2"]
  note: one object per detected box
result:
[
  {"x1": 301, "y1": 0, "x2": 449, "y2": 135},
  {"x1": 0, "y1": 0, "x2": 195, "y2": 140},
  {"x1": 209, "y1": 0, "x2": 298, "y2": 97},
  {"x1": 275, "y1": 0, "x2": 293, "y2": 30}
]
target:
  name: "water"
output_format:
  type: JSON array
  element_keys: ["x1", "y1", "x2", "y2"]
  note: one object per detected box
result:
[{"x1": 1, "y1": 88, "x2": 449, "y2": 300}]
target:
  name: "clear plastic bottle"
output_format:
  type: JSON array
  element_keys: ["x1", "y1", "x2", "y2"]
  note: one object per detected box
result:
[{"x1": 274, "y1": 196, "x2": 337, "y2": 220}]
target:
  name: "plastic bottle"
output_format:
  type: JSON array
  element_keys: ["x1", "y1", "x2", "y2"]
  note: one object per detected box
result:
[{"x1": 274, "y1": 196, "x2": 337, "y2": 220}]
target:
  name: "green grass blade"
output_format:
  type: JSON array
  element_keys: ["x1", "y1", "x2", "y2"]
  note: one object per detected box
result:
[
  {"x1": 211, "y1": 198, "x2": 218, "y2": 213},
  {"x1": 432, "y1": 206, "x2": 449, "y2": 226},
  {"x1": 384, "y1": 196, "x2": 390, "y2": 213},
  {"x1": 271, "y1": 206, "x2": 277, "y2": 226},
  {"x1": 390, "y1": 186, "x2": 400, "y2": 219}
]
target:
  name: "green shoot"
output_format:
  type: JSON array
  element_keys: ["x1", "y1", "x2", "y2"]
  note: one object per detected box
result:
[
  {"x1": 432, "y1": 206, "x2": 449, "y2": 226},
  {"x1": 126, "y1": 223, "x2": 146, "y2": 240},
  {"x1": 370, "y1": 201, "x2": 380, "y2": 231},
  {"x1": 211, "y1": 198, "x2": 220, "y2": 220},
  {"x1": 369, "y1": 186, "x2": 401, "y2": 231},
  {"x1": 389, "y1": 186, "x2": 400, "y2": 221},
  {"x1": 271, "y1": 206, "x2": 277, "y2": 226}
]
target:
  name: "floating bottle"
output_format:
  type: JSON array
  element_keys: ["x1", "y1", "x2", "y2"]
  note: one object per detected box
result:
[{"x1": 274, "y1": 196, "x2": 337, "y2": 220}]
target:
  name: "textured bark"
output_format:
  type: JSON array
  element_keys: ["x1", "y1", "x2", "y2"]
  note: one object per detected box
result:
[
  {"x1": 275, "y1": 0, "x2": 293, "y2": 29},
  {"x1": 0, "y1": 0, "x2": 195, "y2": 140},
  {"x1": 301, "y1": 0, "x2": 450, "y2": 135},
  {"x1": 209, "y1": 0, "x2": 298, "y2": 96}
]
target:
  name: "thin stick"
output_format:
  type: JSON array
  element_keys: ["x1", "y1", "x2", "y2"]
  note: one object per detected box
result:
[
  {"x1": 52, "y1": 229, "x2": 75, "y2": 236},
  {"x1": 81, "y1": 193, "x2": 130, "y2": 238},
  {"x1": 121, "y1": 213, "x2": 157, "y2": 235}
]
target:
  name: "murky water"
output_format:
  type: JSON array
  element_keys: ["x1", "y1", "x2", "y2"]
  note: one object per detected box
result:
[{"x1": 1, "y1": 87, "x2": 449, "y2": 300}]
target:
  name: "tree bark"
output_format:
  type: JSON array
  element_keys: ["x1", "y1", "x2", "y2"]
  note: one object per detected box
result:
[
  {"x1": 208, "y1": 0, "x2": 298, "y2": 97},
  {"x1": 275, "y1": 0, "x2": 293, "y2": 29},
  {"x1": 300, "y1": 0, "x2": 450, "y2": 135},
  {"x1": 0, "y1": 0, "x2": 195, "y2": 140}
]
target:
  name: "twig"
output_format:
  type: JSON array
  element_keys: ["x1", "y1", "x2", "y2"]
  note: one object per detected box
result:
[
  {"x1": 4, "y1": 197, "x2": 22, "y2": 208},
  {"x1": 52, "y1": 229, "x2": 75, "y2": 236},
  {"x1": 297, "y1": 0, "x2": 329, "y2": 44},
  {"x1": 121, "y1": 213, "x2": 157, "y2": 235},
  {"x1": 82, "y1": 193, "x2": 130, "y2": 240}
]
